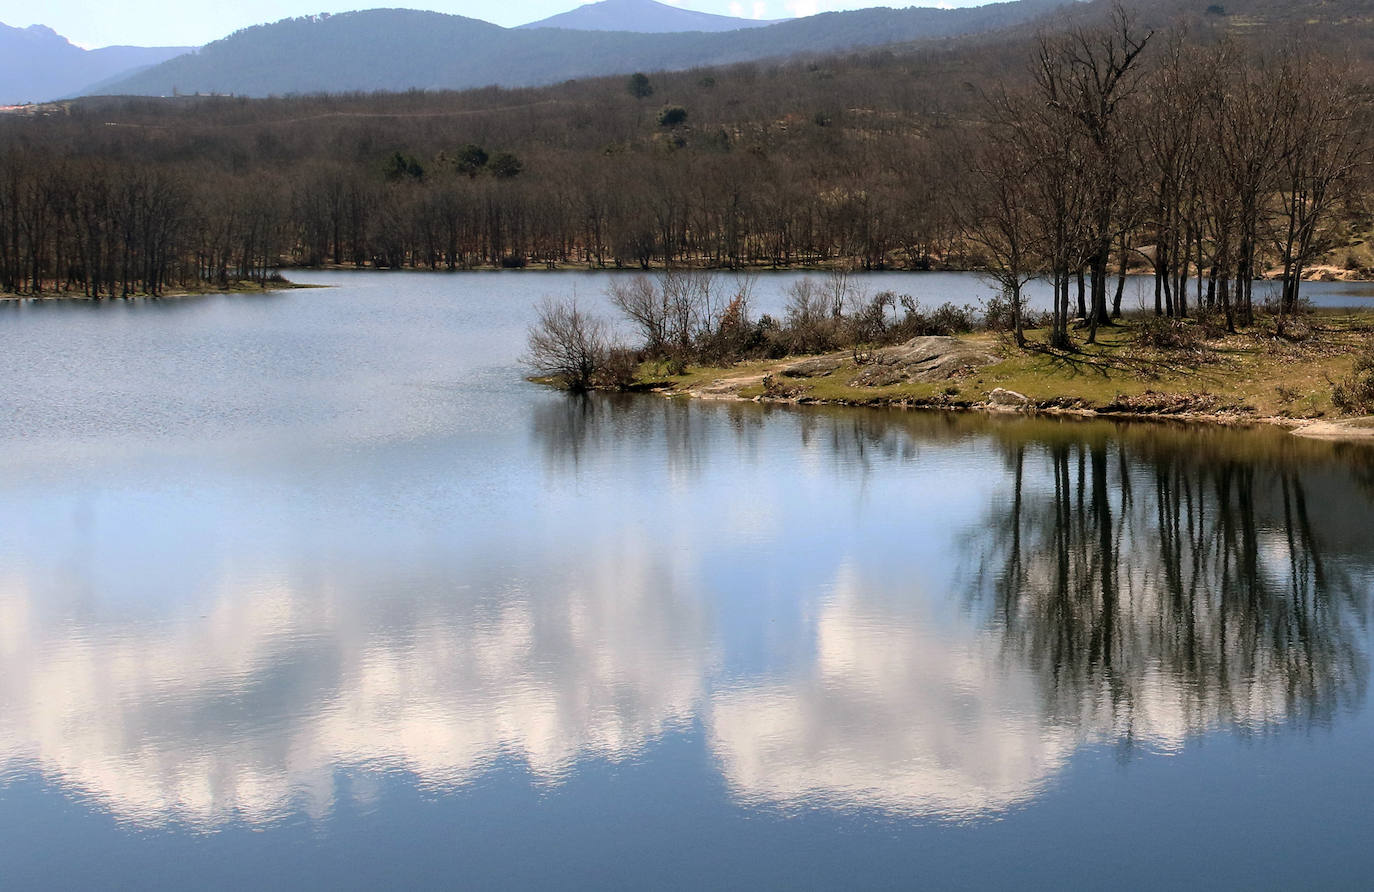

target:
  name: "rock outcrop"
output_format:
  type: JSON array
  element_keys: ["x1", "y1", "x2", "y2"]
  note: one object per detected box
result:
[{"x1": 848, "y1": 336, "x2": 1001, "y2": 387}]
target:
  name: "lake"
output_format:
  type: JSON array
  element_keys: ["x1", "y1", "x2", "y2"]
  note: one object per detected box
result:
[{"x1": 2, "y1": 270, "x2": 1374, "y2": 889}]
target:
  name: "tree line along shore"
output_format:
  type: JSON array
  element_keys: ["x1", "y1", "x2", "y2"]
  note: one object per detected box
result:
[{"x1": 1, "y1": 4, "x2": 1372, "y2": 301}]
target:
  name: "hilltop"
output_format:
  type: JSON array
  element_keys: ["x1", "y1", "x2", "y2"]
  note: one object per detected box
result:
[{"x1": 519, "y1": 0, "x2": 778, "y2": 32}]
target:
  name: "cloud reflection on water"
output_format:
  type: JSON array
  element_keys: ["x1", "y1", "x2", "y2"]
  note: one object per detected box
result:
[
  {"x1": 1, "y1": 401, "x2": 1370, "y2": 828},
  {"x1": 0, "y1": 534, "x2": 714, "y2": 827}
]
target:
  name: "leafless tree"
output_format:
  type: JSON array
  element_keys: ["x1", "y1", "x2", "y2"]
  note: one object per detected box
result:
[{"x1": 525, "y1": 298, "x2": 611, "y2": 391}]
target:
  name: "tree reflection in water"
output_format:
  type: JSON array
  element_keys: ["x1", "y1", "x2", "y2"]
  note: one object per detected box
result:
[
  {"x1": 534, "y1": 396, "x2": 1374, "y2": 750},
  {"x1": 968, "y1": 426, "x2": 1373, "y2": 745}
]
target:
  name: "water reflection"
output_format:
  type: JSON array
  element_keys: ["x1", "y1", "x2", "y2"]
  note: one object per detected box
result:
[
  {"x1": 709, "y1": 416, "x2": 1373, "y2": 819},
  {"x1": 531, "y1": 391, "x2": 770, "y2": 478},
  {"x1": 969, "y1": 431, "x2": 1371, "y2": 741},
  {"x1": 710, "y1": 566, "x2": 1078, "y2": 820},
  {"x1": 3, "y1": 399, "x2": 1373, "y2": 830},
  {"x1": 0, "y1": 537, "x2": 714, "y2": 827}
]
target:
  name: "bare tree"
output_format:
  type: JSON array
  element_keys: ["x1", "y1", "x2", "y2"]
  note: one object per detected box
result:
[
  {"x1": 1033, "y1": 5, "x2": 1152, "y2": 342},
  {"x1": 1271, "y1": 51, "x2": 1366, "y2": 313},
  {"x1": 958, "y1": 125, "x2": 1037, "y2": 347},
  {"x1": 608, "y1": 275, "x2": 669, "y2": 354},
  {"x1": 526, "y1": 298, "x2": 611, "y2": 391}
]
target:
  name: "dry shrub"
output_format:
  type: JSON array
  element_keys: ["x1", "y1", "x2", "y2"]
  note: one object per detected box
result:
[
  {"x1": 595, "y1": 347, "x2": 641, "y2": 390},
  {"x1": 1133, "y1": 315, "x2": 1203, "y2": 351},
  {"x1": 889, "y1": 297, "x2": 977, "y2": 340},
  {"x1": 1332, "y1": 345, "x2": 1374, "y2": 414}
]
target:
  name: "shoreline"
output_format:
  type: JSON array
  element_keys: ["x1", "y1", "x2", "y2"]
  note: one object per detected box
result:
[
  {"x1": 0, "y1": 280, "x2": 322, "y2": 302},
  {"x1": 546, "y1": 320, "x2": 1374, "y2": 444},
  {"x1": 625, "y1": 373, "x2": 1374, "y2": 443},
  {"x1": 289, "y1": 261, "x2": 1374, "y2": 283}
]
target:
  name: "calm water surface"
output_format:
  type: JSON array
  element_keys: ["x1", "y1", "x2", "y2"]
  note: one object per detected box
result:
[{"x1": 2, "y1": 271, "x2": 1374, "y2": 889}]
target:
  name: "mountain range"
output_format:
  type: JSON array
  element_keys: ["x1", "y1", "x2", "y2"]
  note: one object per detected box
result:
[
  {"x1": 98, "y1": 1, "x2": 1065, "y2": 97},
  {"x1": 2, "y1": 0, "x2": 1064, "y2": 103},
  {"x1": 0, "y1": 22, "x2": 189, "y2": 105}
]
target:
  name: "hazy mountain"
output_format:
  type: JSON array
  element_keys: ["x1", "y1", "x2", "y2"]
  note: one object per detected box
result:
[
  {"x1": 520, "y1": 0, "x2": 777, "y2": 32},
  {"x1": 0, "y1": 22, "x2": 190, "y2": 105},
  {"x1": 98, "y1": 1, "x2": 1066, "y2": 98}
]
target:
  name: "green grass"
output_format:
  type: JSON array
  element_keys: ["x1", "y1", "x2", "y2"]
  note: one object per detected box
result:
[{"x1": 633, "y1": 312, "x2": 1374, "y2": 422}]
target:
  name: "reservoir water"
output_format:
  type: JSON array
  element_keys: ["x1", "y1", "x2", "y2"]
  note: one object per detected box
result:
[{"x1": 2, "y1": 270, "x2": 1374, "y2": 889}]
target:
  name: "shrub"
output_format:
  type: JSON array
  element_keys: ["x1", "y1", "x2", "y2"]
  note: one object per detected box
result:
[
  {"x1": 1260, "y1": 294, "x2": 1314, "y2": 316},
  {"x1": 1193, "y1": 306, "x2": 1230, "y2": 339},
  {"x1": 926, "y1": 302, "x2": 976, "y2": 336},
  {"x1": 778, "y1": 278, "x2": 841, "y2": 354},
  {"x1": 890, "y1": 298, "x2": 976, "y2": 339},
  {"x1": 695, "y1": 293, "x2": 765, "y2": 365},
  {"x1": 489, "y1": 151, "x2": 523, "y2": 178},
  {"x1": 846, "y1": 291, "x2": 896, "y2": 345},
  {"x1": 596, "y1": 347, "x2": 641, "y2": 390},
  {"x1": 982, "y1": 291, "x2": 1018, "y2": 332},
  {"x1": 1332, "y1": 346, "x2": 1374, "y2": 414},
  {"x1": 658, "y1": 106, "x2": 688, "y2": 127},
  {"x1": 1134, "y1": 315, "x2": 1203, "y2": 350}
]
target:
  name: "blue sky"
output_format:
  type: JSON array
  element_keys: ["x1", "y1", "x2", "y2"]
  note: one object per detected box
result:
[{"x1": 1, "y1": 0, "x2": 992, "y2": 49}]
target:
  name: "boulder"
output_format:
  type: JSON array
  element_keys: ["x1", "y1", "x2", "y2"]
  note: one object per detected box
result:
[
  {"x1": 988, "y1": 387, "x2": 1030, "y2": 409},
  {"x1": 850, "y1": 336, "x2": 999, "y2": 387}
]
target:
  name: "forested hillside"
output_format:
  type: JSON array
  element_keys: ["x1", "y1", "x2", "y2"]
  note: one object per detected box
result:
[
  {"x1": 0, "y1": 0, "x2": 1370, "y2": 316},
  {"x1": 99, "y1": 1, "x2": 1065, "y2": 96}
]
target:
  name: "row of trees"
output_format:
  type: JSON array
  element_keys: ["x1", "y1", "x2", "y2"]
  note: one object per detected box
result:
[
  {"x1": 0, "y1": 157, "x2": 284, "y2": 296},
  {"x1": 0, "y1": 141, "x2": 956, "y2": 292},
  {"x1": 966, "y1": 9, "x2": 1369, "y2": 347}
]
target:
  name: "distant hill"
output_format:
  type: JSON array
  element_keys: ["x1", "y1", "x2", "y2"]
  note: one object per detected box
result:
[
  {"x1": 98, "y1": 2, "x2": 1066, "y2": 98},
  {"x1": 0, "y1": 22, "x2": 190, "y2": 105},
  {"x1": 520, "y1": 0, "x2": 777, "y2": 32}
]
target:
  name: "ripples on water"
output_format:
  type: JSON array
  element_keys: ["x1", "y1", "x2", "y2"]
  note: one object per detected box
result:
[{"x1": 1, "y1": 272, "x2": 1372, "y2": 887}]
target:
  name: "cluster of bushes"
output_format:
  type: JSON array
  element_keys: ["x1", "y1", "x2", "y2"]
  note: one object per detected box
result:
[
  {"x1": 1333, "y1": 344, "x2": 1374, "y2": 414},
  {"x1": 1133, "y1": 314, "x2": 1218, "y2": 351},
  {"x1": 1131, "y1": 297, "x2": 1318, "y2": 352},
  {"x1": 528, "y1": 271, "x2": 992, "y2": 390},
  {"x1": 766, "y1": 279, "x2": 979, "y2": 357}
]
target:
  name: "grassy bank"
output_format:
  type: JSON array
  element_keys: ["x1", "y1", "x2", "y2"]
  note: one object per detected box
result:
[{"x1": 613, "y1": 311, "x2": 1374, "y2": 437}]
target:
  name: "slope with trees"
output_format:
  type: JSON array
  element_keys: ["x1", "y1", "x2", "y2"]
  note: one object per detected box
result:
[{"x1": 98, "y1": 2, "x2": 1067, "y2": 97}]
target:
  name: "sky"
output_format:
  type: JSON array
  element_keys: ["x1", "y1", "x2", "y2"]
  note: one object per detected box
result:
[{"x1": 0, "y1": 0, "x2": 990, "y2": 49}]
